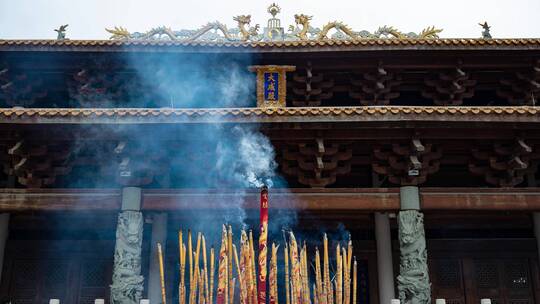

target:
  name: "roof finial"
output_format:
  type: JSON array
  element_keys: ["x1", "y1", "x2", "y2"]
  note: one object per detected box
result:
[
  {"x1": 54, "y1": 24, "x2": 69, "y2": 40},
  {"x1": 267, "y1": 3, "x2": 281, "y2": 18},
  {"x1": 479, "y1": 21, "x2": 492, "y2": 39}
]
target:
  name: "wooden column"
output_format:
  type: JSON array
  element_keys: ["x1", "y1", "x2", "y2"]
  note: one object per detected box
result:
[
  {"x1": 375, "y1": 212, "x2": 396, "y2": 304},
  {"x1": 148, "y1": 212, "x2": 168, "y2": 304}
]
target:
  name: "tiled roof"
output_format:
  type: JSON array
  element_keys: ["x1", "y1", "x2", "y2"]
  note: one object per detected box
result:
[
  {"x1": 1, "y1": 38, "x2": 539, "y2": 52},
  {"x1": 0, "y1": 106, "x2": 537, "y2": 124}
]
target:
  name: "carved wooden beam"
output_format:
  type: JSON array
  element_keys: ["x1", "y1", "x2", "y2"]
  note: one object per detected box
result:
[
  {"x1": 0, "y1": 64, "x2": 47, "y2": 107},
  {"x1": 497, "y1": 59, "x2": 540, "y2": 105},
  {"x1": 281, "y1": 138, "x2": 352, "y2": 187},
  {"x1": 4, "y1": 141, "x2": 77, "y2": 188},
  {"x1": 349, "y1": 62, "x2": 400, "y2": 106},
  {"x1": 469, "y1": 138, "x2": 535, "y2": 187},
  {"x1": 289, "y1": 62, "x2": 334, "y2": 107},
  {"x1": 421, "y1": 63, "x2": 476, "y2": 106},
  {"x1": 113, "y1": 140, "x2": 170, "y2": 187},
  {"x1": 373, "y1": 138, "x2": 442, "y2": 186}
]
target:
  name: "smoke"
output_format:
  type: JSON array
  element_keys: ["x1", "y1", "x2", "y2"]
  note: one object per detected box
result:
[
  {"x1": 110, "y1": 51, "x2": 297, "y2": 236},
  {"x1": 221, "y1": 126, "x2": 278, "y2": 188}
]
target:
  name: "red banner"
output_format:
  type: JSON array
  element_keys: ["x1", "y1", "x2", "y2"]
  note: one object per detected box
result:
[{"x1": 258, "y1": 186, "x2": 269, "y2": 304}]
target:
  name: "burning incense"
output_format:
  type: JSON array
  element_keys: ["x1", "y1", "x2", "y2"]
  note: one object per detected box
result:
[
  {"x1": 231, "y1": 278, "x2": 237, "y2": 304},
  {"x1": 188, "y1": 230, "x2": 193, "y2": 286},
  {"x1": 323, "y1": 234, "x2": 332, "y2": 304},
  {"x1": 191, "y1": 233, "x2": 202, "y2": 304},
  {"x1": 301, "y1": 243, "x2": 310, "y2": 304},
  {"x1": 342, "y1": 247, "x2": 349, "y2": 304},
  {"x1": 336, "y1": 244, "x2": 342, "y2": 304},
  {"x1": 233, "y1": 244, "x2": 246, "y2": 304},
  {"x1": 203, "y1": 236, "x2": 209, "y2": 304},
  {"x1": 258, "y1": 186, "x2": 269, "y2": 304},
  {"x1": 289, "y1": 232, "x2": 301, "y2": 304},
  {"x1": 179, "y1": 231, "x2": 186, "y2": 304},
  {"x1": 315, "y1": 248, "x2": 323, "y2": 304},
  {"x1": 156, "y1": 190, "x2": 360, "y2": 304},
  {"x1": 217, "y1": 227, "x2": 228, "y2": 304},
  {"x1": 228, "y1": 225, "x2": 234, "y2": 304},
  {"x1": 210, "y1": 247, "x2": 215, "y2": 304},
  {"x1": 198, "y1": 270, "x2": 205, "y2": 304},
  {"x1": 284, "y1": 243, "x2": 290, "y2": 304},
  {"x1": 352, "y1": 258, "x2": 357, "y2": 304},
  {"x1": 157, "y1": 242, "x2": 167, "y2": 304},
  {"x1": 269, "y1": 243, "x2": 279, "y2": 304},
  {"x1": 249, "y1": 230, "x2": 257, "y2": 304}
]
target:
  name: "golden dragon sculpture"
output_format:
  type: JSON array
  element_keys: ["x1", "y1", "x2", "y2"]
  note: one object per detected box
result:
[
  {"x1": 317, "y1": 21, "x2": 358, "y2": 40},
  {"x1": 293, "y1": 14, "x2": 312, "y2": 40},
  {"x1": 105, "y1": 4, "x2": 443, "y2": 42},
  {"x1": 233, "y1": 15, "x2": 260, "y2": 41}
]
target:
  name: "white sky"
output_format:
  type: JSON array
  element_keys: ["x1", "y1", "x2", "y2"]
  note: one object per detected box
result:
[{"x1": 1, "y1": 0, "x2": 539, "y2": 39}]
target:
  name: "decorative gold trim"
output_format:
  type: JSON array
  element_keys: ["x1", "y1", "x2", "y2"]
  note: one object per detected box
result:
[{"x1": 249, "y1": 65, "x2": 296, "y2": 108}]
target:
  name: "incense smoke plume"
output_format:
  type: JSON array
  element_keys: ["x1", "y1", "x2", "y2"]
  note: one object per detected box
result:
[
  {"x1": 122, "y1": 52, "x2": 296, "y2": 237},
  {"x1": 64, "y1": 51, "x2": 300, "y2": 245}
]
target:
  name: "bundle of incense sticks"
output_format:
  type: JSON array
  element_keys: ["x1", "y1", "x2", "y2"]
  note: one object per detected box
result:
[
  {"x1": 159, "y1": 229, "x2": 357, "y2": 304},
  {"x1": 156, "y1": 187, "x2": 357, "y2": 304}
]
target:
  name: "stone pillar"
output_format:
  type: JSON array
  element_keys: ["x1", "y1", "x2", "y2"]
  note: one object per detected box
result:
[
  {"x1": 0, "y1": 213, "x2": 9, "y2": 283},
  {"x1": 375, "y1": 212, "x2": 396, "y2": 304},
  {"x1": 111, "y1": 187, "x2": 144, "y2": 304},
  {"x1": 397, "y1": 186, "x2": 431, "y2": 304},
  {"x1": 148, "y1": 213, "x2": 168, "y2": 304},
  {"x1": 533, "y1": 213, "x2": 540, "y2": 263}
]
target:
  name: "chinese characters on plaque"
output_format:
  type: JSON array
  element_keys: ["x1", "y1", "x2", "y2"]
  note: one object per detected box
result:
[{"x1": 249, "y1": 65, "x2": 295, "y2": 108}]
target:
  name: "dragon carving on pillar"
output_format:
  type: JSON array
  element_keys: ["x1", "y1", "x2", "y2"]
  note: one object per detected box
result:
[
  {"x1": 110, "y1": 211, "x2": 144, "y2": 304},
  {"x1": 397, "y1": 210, "x2": 431, "y2": 304}
]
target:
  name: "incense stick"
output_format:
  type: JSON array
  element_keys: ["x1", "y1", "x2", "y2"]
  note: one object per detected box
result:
[
  {"x1": 159, "y1": 227, "x2": 358, "y2": 304},
  {"x1": 284, "y1": 243, "x2": 290, "y2": 304},
  {"x1": 157, "y1": 242, "x2": 167, "y2": 304},
  {"x1": 352, "y1": 258, "x2": 357, "y2": 304}
]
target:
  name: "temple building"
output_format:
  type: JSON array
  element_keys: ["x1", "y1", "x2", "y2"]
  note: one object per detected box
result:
[{"x1": 1, "y1": 4, "x2": 540, "y2": 304}]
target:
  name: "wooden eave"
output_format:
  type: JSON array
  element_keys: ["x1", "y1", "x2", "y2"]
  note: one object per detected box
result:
[
  {"x1": 0, "y1": 106, "x2": 537, "y2": 124},
  {"x1": 1, "y1": 38, "x2": 540, "y2": 53}
]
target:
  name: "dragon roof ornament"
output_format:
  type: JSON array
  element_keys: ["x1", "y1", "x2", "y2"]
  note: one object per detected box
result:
[{"x1": 106, "y1": 4, "x2": 443, "y2": 42}]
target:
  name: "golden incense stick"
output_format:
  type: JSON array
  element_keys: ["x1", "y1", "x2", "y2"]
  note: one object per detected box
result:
[
  {"x1": 301, "y1": 244, "x2": 310, "y2": 304},
  {"x1": 352, "y1": 258, "x2": 357, "y2": 304},
  {"x1": 289, "y1": 232, "x2": 301, "y2": 304},
  {"x1": 203, "y1": 236, "x2": 209, "y2": 304},
  {"x1": 198, "y1": 269, "x2": 204, "y2": 304},
  {"x1": 217, "y1": 227, "x2": 228, "y2": 304},
  {"x1": 249, "y1": 230, "x2": 257, "y2": 304},
  {"x1": 230, "y1": 278, "x2": 236, "y2": 304},
  {"x1": 315, "y1": 248, "x2": 323, "y2": 304},
  {"x1": 228, "y1": 225, "x2": 234, "y2": 304},
  {"x1": 233, "y1": 244, "x2": 246, "y2": 304},
  {"x1": 269, "y1": 243, "x2": 278, "y2": 304},
  {"x1": 160, "y1": 227, "x2": 359, "y2": 304},
  {"x1": 225, "y1": 259, "x2": 229, "y2": 304},
  {"x1": 188, "y1": 230, "x2": 193, "y2": 286},
  {"x1": 179, "y1": 231, "x2": 186, "y2": 304},
  {"x1": 284, "y1": 243, "x2": 290, "y2": 304},
  {"x1": 343, "y1": 247, "x2": 349, "y2": 304},
  {"x1": 210, "y1": 247, "x2": 215, "y2": 304},
  {"x1": 157, "y1": 242, "x2": 167, "y2": 304},
  {"x1": 323, "y1": 234, "x2": 332, "y2": 304},
  {"x1": 191, "y1": 233, "x2": 202, "y2": 304},
  {"x1": 336, "y1": 244, "x2": 342, "y2": 304}
]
